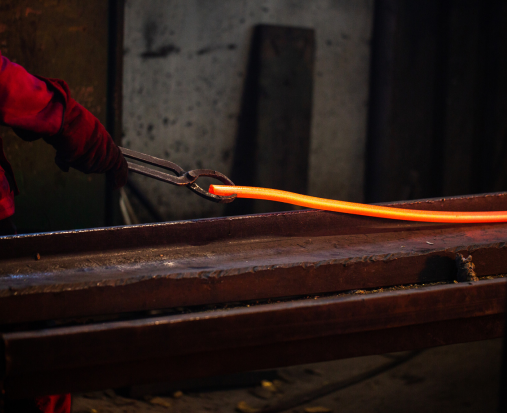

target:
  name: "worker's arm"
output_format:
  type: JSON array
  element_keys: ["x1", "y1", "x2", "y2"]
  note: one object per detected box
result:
[
  {"x1": 0, "y1": 51, "x2": 63, "y2": 135},
  {"x1": 0, "y1": 51, "x2": 127, "y2": 189}
]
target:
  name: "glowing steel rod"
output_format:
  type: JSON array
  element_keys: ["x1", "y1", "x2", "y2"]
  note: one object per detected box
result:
[{"x1": 209, "y1": 185, "x2": 507, "y2": 223}]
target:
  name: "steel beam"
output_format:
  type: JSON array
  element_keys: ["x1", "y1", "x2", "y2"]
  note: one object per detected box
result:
[
  {"x1": 2, "y1": 192, "x2": 507, "y2": 324},
  {"x1": 2, "y1": 278, "x2": 505, "y2": 398},
  {"x1": 2, "y1": 192, "x2": 507, "y2": 398}
]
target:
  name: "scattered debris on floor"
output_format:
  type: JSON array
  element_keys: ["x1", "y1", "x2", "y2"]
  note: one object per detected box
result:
[
  {"x1": 304, "y1": 407, "x2": 332, "y2": 413},
  {"x1": 71, "y1": 339, "x2": 501, "y2": 413},
  {"x1": 236, "y1": 400, "x2": 260, "y2": 413}
]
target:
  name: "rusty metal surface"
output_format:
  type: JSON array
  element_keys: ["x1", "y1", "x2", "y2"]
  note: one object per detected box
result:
[
  {"x1": 2, "y1": 192, "x2": 507, "y2": 398},
  {"x1": 2, "y1": 192, "x2": 507, "y2": 324},
  {"x1": 3, "y1": 278, "x2": 505, "y2": 398}
]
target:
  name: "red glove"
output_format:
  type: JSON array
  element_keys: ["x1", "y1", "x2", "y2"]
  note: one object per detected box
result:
[
  {"x1": 4, "y1": 394, "x2": 71, "y2": 413},
  {"x1": 14, "y1": 77, "x2": 128, "y2": 189},
  {"x1": 35, "y1": 394, "x2": 72, "y2": 413}
]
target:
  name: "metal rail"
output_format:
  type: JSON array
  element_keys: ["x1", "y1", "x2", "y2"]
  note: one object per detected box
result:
[
  {"x1": 1, "y1": 192, "x2": 507, "y2": 398},
  {"x1": 3, "y1": 279, "x2": 505, "y2": 398}
]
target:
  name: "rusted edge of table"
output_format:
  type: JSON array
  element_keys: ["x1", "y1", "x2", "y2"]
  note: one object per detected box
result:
[
  {"x1": 2, "y1": 192, "x2": 507, "y2": 324},
  {"x1": 3, "y1": 277, "x2": 505, "y2": 398}
]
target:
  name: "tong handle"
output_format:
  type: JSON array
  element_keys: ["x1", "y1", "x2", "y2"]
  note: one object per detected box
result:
[
  {"x1": 121, "y1": 147, "x2": 185, "y2": 175},
  {"x1": 126, "y1": 162, "x2": 195, "y2": 186}
]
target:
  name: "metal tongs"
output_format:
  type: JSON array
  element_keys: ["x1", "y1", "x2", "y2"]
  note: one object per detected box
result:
[{"x1": 120, "y1": 147, "x2": 236, "y2": 203}]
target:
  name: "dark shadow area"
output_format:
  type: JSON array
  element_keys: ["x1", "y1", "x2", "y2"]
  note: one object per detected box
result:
[
  {"x1": 365, "y1": 0, "x2": 507, "y2": 204},
  {"x1": 499, "y1": 279, "x2": 507, "y2": 411},
  {"x1": 417, "y1": 255, "x2": 455, "y2": 284},
  {"x1": 225, "y1": 24, "x2": 315, "y2": 216},
  {"x1": 224, "y1": 27, "x2": 261, "y2": 216}
]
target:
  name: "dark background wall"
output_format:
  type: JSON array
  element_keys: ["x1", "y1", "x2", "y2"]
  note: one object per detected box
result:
[
  {"x1": 366, "y1": 0, "x2": 507, "y2": 203},
  {"x1": 122, "y1": 0, "x2": 374, "y2": 222},
  {"x1": 0, "y1": 0, "x2": 117, "y2": 232}
]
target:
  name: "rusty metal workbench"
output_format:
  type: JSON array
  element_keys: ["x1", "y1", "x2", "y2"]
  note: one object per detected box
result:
[{"x1": 1, "y1": 192, "x2": 507, "y2": 399}]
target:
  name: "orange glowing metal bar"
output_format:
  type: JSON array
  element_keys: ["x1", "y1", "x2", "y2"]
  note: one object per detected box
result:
[{"x1": 209, "y1": 185, "x2": 507, "y2": 223}]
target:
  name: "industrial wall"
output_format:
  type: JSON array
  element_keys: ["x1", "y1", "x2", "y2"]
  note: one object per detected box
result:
[
  {"x1": 0, "y1": 0, "x2": 110, "y2": 232},
  {"x1": 123, "y1": 0, "x2": 373, "y2": 221}
]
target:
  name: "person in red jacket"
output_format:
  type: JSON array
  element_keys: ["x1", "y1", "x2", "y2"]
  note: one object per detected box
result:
[
  {"x1": 0, "y1": 51, "x2": 128, "y2": 412},
  {"x1": 0, "y1": 50, "x2": 128, "y2": 235}
]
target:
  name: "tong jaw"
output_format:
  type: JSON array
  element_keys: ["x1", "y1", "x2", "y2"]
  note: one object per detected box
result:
[{"x1": 120, "y1": 147, "x2": 236, "y2": 203}]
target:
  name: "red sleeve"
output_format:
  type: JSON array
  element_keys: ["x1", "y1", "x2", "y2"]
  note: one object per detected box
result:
[
  {"x1": 0, "y1": 165, "x2": 15, "y2": 220},
  {"x1": 0, "y1": 50, "x2": 63, "y2": 136},
  {"x1": 0, "y1": 50, "x2": 127, "y2": 193}
]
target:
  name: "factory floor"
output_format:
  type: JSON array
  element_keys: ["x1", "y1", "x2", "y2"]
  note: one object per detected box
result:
[{"x1": 72, "y1": 338, "x2": 503, "y2": 413}]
